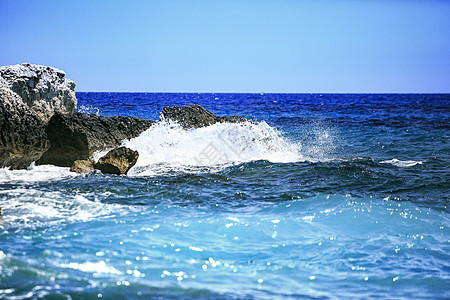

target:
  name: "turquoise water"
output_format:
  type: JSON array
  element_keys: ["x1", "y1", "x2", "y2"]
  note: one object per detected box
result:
[{"x1": 0, "y1": 93, "x2": 449, "y2": 299}]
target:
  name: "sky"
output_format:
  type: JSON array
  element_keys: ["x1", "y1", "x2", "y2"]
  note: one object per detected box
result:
[{"x1": 0, "y1": 0, "x2": 449, "y2": 93}]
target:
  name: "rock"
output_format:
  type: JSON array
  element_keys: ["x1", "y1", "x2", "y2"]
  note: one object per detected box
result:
[
  {"x1": 0, "y1": 63, "x2": 77, "y2": 169},
  {"x1": 0, "y1": 63, "x2": 249, "y2": 170},
  {"x1": 37, "y1": 112, "x2": 154, "y2": 167},
  {"x1": 94, "y1": 147, "x2": 138, "y2": 175},
  {"x1": 0, "y1": 63, "x2": 77, "y2": 122},
  {"x1": 0, "y1": 87, "x2": 49, "y2": 169},
  {"x1": 70, "y1": 160, "x2": 94, "y2": 173},
  {"x1": 161, "y1": 104, "x2": 247, "y2": 129}
]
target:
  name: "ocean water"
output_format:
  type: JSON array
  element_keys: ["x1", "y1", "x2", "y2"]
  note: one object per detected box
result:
[{"x1": 0, "y1": 93, "x2": 449, "y2": 299}]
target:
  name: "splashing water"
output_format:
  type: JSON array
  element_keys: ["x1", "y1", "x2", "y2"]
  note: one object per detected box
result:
[
  {"x1": 123, "y1": 120, "x2": 304, "y2": 176},
  {"x1": 78, "y1": 104, "x2": 100, "y2": 115},
  {"x1": 1, "y1": 93, "x2": 448, "y2": 299}
]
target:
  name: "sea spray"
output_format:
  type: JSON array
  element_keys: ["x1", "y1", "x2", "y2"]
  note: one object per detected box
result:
[
  {"x1": 1, "y1": 93, "x2": 448, "y2": 299},
  {"x1": 123, "y1": 120, "x2": 304, "y2": 176}
]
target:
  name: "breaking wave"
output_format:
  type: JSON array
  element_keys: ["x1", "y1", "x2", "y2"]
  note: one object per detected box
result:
[
  {"x1": 0, "y1": 163, "x2": 76, "y2": 183},
  {"x1": 123, "y1": 120, "x2": 305, "y2": 176},
  {"x1": 380, "y1": 158, "x2": 423, "y2": 167}
]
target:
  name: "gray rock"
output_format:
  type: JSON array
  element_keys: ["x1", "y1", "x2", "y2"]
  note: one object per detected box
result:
[
  {"x1": 37, "y1": 112, "x2": 154, "y2": 167},
  {"x1": 0, "y1": 63, "x2": 77, "y2": 169},
  {"x1": 161, "y1": 104, "x2": 247, "y2": 129},
  {"x1": 0, "y1": 63, "x2": 77, "y2": 122},
  {"x1": 94, "y1": 147, "x2": 139, "y2": 175},
  {"x1": 0, "y1": 87, "x2": 49, "y2": 169},
  {"x1": 70, "y1": 160, "x2": 94, "y2": 174}
]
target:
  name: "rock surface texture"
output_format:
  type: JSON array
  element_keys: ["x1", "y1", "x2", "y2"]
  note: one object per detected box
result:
[
  {"x1": 70, "y1": 160, "x2": 94, "y2": 174},
  {"x1": 0, "y1": 63, "x2": 77, "y2": 122},
  {"x1": 37, "y1": 112, "x2": 154, "y2": 167},
  {"x1": 0, "y1": 88, "x2": 49, "y2": 169},
  {"x1": 0, "y1": 63, "x2": 77, "y2": 168},
  {"x1": 94, "y1": 147, "x2": 139, "y2": 175},
  {"x1": 161, "y1": 104, "x2": 247, "y2": 129}
]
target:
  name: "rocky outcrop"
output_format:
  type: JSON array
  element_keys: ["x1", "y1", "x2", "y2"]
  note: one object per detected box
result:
[
  {"x1": 37, "y1": 112, "x2": 154, "y2": 167},
  {"x1": 94, "y1": 147, "x2": 138, "y2": 175},
  {"x1": 70, "y1": 160, "x2": 94, "y2": 174},
  {"x1": 0, "y1": 63, "x2": 77, "y2": 122},
  {"x1": 0, "y1": 88, "x2": 49, "y2": 169},
  {"x1": 0, "y1": 63, "x2": 77, "y2": 169},
  {"x1": 0, "y1": 63, "x2": 154, "y2": 169},
  {"x1": 0, "y1": 64, "x2": 249, "y2": 171},
  {"x1": 161, "y1": 104, "x2": 247, "y2": 129}
]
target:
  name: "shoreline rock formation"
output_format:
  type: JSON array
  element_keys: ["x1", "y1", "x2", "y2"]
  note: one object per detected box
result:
[
  {"x1": 37, "y1": 112, "x2": 153, "y2": 167},
  {"x1": 0, "y1": 63, "x2": 77, "y2": 169},
  {"x1": 161, "y1": 104, "x2": 246, "y2": 129},
  {"x1": 70, "y1": 160, "x2": 94, "y2": 173},
  {"x1": 94, "y1": 147, "x2": 139, "y2": 175},
  {"x1": 0, "y1": 63, "x2": 248, "y2": 174},
  {"x1": 0, "y1": 63, "x2": 77, "y2": 122}
]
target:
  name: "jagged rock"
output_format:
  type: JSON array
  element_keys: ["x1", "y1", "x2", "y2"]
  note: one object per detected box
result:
[
  {"x1": 0, "y1": 63, "x2": 77, "y2": 122},
  {"x1": 37, "y1": 112, "x2": 154, "y2": 167},
  {"x1": 70, "y1": 160, "x2": 94, "y2": 173},
  {"x1": 161, "y1": 104, "x2": 247, "y2": 129},
  {"x1": 94, "y1": 147, "x2": 138, "y2": 175},
  {"x1": 0, "y1": 63, "x2": 77, "y2": 169},
  {"x1": 0, "y1": 88, "x2": 49, "y2": 169}
]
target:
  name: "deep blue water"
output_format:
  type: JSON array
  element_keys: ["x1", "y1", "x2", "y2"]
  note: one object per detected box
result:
[{"x1": 0, "y1": 93, "x2": 449, "y2": 299}]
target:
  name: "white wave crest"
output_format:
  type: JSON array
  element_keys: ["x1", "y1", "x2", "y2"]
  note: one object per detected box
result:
[
  {"x1": 78, "y1": 104, "x2": 100, "y2": 115},
  {"x1": 0, "y1": 189, "x2": 130, "y2": 229},
  {"x1": 0, "y1": 163, "x2": 76, "y2": 183},
  {"x1": 380, "y1": 158, "x2": 423, "y2": 167},
  {"x1": 122, "y1": 120, "x2": 304, "y2": 176}
]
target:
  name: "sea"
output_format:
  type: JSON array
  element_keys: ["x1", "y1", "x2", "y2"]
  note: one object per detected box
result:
[{"x1": 0, "y1": 93, "x2": 449, "y2": 299}]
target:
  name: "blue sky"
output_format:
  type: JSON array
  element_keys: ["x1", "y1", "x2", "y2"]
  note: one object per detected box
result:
[{"x1": 1, "y1": 0, "x2": 449, "y2": 92}]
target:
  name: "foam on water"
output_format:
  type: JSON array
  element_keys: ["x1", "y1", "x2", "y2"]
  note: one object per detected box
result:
[
  {"x1": 0, "y1": 189, "x2": 134, "y2": 230},
  {"x1": 123, "y1": 120, "x2": 304, "y2": 176},
  {"x1": 1, "y1": 194, "x2": 441, "y2": 299},
  {"x1": 0, "y1": 163, "x2": 76, "y2": 183},
  {"x1": 78, "y1": 104, "x2": 100, "y2": 115},
  {"x1": 380, "y1": 158, "x2": 423, "y2": 167}
]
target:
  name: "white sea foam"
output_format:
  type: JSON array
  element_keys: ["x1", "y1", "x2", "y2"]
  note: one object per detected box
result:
[
  {"x1": 0, "y1": 189, "x2": 131, "y2": 229},
  {"x1": 0, "y1": 119, "x2": 323, "y2": 180},
  {"x1": 0, "y1": 163, "x2": 76, "y2": 183},
  {"x1": 380, "y1": 158, "x2": 423, "y2": 167},
  {"x1": 122, "y1": 120, "x2": 305, "y2": 176},
  {"x1": 78, "y1": 104, "x2": 100, "y2": 115}
]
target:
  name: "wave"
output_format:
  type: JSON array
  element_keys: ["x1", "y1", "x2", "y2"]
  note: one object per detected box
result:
[
  {"x1": 0, "y1": 189, "x2": 135, "y2": 230},
  {"x1": 122, "y1": 120, "x2": 305, "y2": 176},
  {"x1": 0, "y1": 163, "x2": 76, "y2": 183},
  {"x1": 77, "y1": 104, "x2": 100, "y2": 115},
  {"x1": 380, "y1": 158, "x2": 423, "y2": 167}
]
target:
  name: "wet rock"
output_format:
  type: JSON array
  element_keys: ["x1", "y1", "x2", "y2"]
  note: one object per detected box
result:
[
  {"x1": 94, "y1": 147, "x2": 138, "y2": 175},
  {"x1": 70, "y1": 160, "x2": 94, "y2": 173},
  {"x1": 161, "y1": 104, "x2": 247, "y2": 129},
  {"x1": 37, "y1": 112, "x2": 154, "y2": 167},
  {"x1": 0, "y1": 63, "x2": 77, "y2": 122}
]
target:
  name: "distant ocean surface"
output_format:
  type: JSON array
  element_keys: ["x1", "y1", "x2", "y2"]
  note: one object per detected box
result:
[{"x1": 1, "y1": 93, "x2": 449, "y2": 299}]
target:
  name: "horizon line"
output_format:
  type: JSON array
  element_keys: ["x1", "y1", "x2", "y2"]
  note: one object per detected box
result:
[{"x1": 75, "y1": 91, "x2": 450, "y2": 94}]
